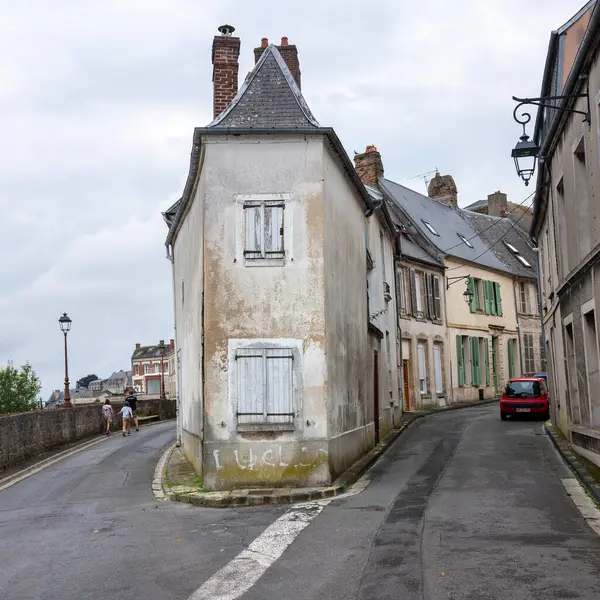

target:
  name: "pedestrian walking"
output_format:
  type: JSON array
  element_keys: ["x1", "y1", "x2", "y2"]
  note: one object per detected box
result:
[
  {"x1": 119, "y1": 401, "x2": 133, "y2": 437},
  {"x1": 126, "y1": 389, "x2": 140, "y2": 431},
  {"x1": 102, "y1": 399, "x2": 114, "y2": 436}
]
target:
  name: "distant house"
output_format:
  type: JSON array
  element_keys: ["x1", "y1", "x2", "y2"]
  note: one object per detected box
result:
[
  {"x1": 103, "y1": 370, "x2": 132, "y2": 395},
  {"x1": 131, "y1": 340, "x2": 174, "y2": 396},
  {"x1": 88, "y1": 379, "x2": 104, "y2": 393},
  {"x1": 465, "y1": 191, "x2": 533, "y2": 233}
]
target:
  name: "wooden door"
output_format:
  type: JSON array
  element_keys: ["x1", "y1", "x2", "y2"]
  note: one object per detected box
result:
[{"x1": 403, "y1": 359, "x2": 410, "y2": 411}]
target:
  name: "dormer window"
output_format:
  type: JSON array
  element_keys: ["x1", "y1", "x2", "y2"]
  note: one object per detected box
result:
[
  {"x1": 457, "y1": 233, "x2": 474, "y2": 248},
  {"x1": 504, "y1": 241, "x2": 532, "y2": 268},
  {"x1": 422, "y1": 220, "x2": 439, "y2": 236}
]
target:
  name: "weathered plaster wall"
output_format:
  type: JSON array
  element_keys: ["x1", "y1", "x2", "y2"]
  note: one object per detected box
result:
[
  {"x1": 199, "y1": 134, "x2": 329, "y2": 489},
  {"x1": 172, "y1": 160, "x2": 206, "y2": 474}
]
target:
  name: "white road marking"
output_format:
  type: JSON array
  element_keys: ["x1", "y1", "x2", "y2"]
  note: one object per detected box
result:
[
  {"x1": 188, "y1": 500, "x2": 330, "y2": 600},
  {"x1": 561, "y1": 477, "x2": 600, "y2": 536}
]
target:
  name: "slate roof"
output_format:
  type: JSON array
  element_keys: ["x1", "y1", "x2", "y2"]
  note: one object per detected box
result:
[
  {"x1": 462, "y1": 211, "x2": 538, "y2": 279},
  {"x1": 208, "y1": 44, "x2": 319, "y2": 129},
  {"x1": 132, "y1": 345, "x2": 173, "y2": 360},
  {"x1": 381, "y1": 178, "x2": 509, "y2": 273}
]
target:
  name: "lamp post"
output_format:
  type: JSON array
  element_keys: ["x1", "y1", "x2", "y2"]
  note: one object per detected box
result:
[
  {"x1": 58, "y1": 312, "x2": 72, "y2": 408},
  {"x1": 158, "y1": 340, "x2": 167, "y2": 400}
]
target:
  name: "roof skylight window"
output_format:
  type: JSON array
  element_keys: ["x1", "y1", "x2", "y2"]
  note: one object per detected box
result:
[
  {"x1": 516, "y1": 255, "x2": 532, "y2": 268},
  {"x1": 504, "y1": 242, "x2": 519, "y2": 253},
  {"x1": 457, "y1": 233, "x2": 474, "y2": 248},
  {"x1": 422, "y1": 220, "x2": 439, "y2": 236}
]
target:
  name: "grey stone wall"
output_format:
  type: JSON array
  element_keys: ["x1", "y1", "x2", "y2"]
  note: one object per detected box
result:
[{"x1": 0, "y1": 399, "x2": 176, "y2": 472}]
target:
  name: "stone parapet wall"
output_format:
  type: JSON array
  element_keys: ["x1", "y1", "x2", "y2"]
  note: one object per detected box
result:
[{"x1": 0, "y1": 399, "x2": 176, "y2": 472}]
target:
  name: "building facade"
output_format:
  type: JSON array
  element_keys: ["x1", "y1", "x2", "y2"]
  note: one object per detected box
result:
[
  {"x1": 164, "y1": 32, "x2": 399, "y2": 490},
  {"x1": 131, "y1": 340, "x2": 174, "y2": 396},
  {"x1": 530, "y1": 2, "x2": 600, "y2": 463}
]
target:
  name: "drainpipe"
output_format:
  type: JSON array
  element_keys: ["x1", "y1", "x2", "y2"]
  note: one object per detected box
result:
[
  {"x1": 393, "y1": 232, "x2": 403, "y2": 423},
  {"x1": 532, "y1": 243, "x2": 546, "y2": 370},
  {"x1": 442, "y1": 267, "x2": 455, "y2": 404},
  {"x1": 513, "y1": 276, "x2": 524, "y2": 375}
]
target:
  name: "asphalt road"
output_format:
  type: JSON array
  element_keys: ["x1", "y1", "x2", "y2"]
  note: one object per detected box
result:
[{"x1": 2, "y1": 406, "x2": 600, "y2": 600}]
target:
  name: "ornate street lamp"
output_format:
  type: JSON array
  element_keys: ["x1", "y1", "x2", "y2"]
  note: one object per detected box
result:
[
  {"x1": 511, "y1": 91, "x2": 590, "y2": 185},
  {"x1": 462, "y1": 286, "x2": 474, "y2": 305},
  {"x1": 158, "y1": 340, "x2": 167, "y2": 401},
  {"x1": 511, "y1": 133, "x2": 539, "y2": 186},
  {"x1": 58, "y1": 312, "x2": 72, "y2": 408}
]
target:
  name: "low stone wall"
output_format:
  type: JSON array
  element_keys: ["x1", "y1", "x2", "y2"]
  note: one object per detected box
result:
[{"x1": 0, "y1": 399, "x2": 176, "y2": 472}]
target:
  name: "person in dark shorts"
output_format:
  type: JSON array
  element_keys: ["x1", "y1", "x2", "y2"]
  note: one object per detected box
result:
[{"x1": 126, "y1": 389, "x2": 139, "y2": 431}]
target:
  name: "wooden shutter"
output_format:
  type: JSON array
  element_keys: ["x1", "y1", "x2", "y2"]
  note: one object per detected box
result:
[
  {"x1": 244, "y1": 204, "x2": 262, "y2": 257},
  {"x1": 433, "y1": 276, "x2": 442, "y2": 319},
  {"x1": 484, "y1": 338, "x2": 490, "y2": 386},
  {"x1": 265, "y1": 348, "x2": 294, "y2": 423},
  {"x1": 409, "y1": 268, "x2": 417, "y2": 316},
  {"x1": 395, "y1": 267, "x2": 403, "y2": 314},
  {"x1": 425, "y1": 274, "x2": 433, "y2": 319},
  {"x1": 236, "y1": 348, "x2": 265, "y2": 424},
  {"x1": 494, "y1": 282, "x2": 503, "y2": 316},
  {"x1": 470, "y1": 337, "x2": 480, "y2": 386},
  {"x1": 456, "y1": 335, "x2": 465, "y2": 387},
  {"x1": 508, "y1": 339, "x2": 515, "y2": 379},
  {"x1": 468, "y1": 277, "x2": 476, "y2": 313},
  {"x1": 264, "y1": 203, "x2": 284, "y2": 257}
]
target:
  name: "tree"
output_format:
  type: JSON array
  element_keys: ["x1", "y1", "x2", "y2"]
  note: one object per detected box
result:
[
  {"x1": 76, "y1": 374, "x2": 99, "y2": 389},
  {"x1": 0, "y1": 362, "x2": 42, "y2": 414}
]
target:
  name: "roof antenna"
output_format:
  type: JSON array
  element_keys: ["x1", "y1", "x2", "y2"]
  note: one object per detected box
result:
[
  {"x1": 407, "y1": 167, "x2": 438, "y2": 192},
  {"x1": 218, "y1": 24, "x2": 235, "y2": 36}
]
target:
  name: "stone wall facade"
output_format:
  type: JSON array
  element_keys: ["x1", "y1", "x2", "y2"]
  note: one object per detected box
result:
[{"x1": 0, "y1": 399, "x2": 176, "y2": 472}]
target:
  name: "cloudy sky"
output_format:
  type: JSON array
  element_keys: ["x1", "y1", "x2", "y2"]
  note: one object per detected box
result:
[{"x1": 0, "y1": 0, "x2": 587, "y2": 399}]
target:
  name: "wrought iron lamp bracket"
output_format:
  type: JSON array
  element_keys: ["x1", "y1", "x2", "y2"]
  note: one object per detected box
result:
[
  {"x1": 512, "y1": 89, "x2": 590, "y2": 136},
  {"x1": 446, "y1": 275, "x2": 470, "y2": 290}
]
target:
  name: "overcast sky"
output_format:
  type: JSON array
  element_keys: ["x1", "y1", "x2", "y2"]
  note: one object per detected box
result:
[{"x1": 0, "y1": 0, "x2": 586, "y2": 399}]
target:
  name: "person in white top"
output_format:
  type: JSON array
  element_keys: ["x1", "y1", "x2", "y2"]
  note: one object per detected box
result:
[{"x1": 119, "y1": 401, "x2": 133, "y2": 437}]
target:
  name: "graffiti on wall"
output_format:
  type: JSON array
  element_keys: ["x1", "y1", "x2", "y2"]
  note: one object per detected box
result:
[{"x1": 213, "y1": 445, "x2": 328, "y2": 472}]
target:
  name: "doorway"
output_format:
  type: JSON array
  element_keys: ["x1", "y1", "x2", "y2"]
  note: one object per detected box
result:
[
  {"x1": 374, "y1": 350, "x2": 380, "y2": 444},
  {"x1": 403, "y1": 359, "x2": 411, "y2": 411}
]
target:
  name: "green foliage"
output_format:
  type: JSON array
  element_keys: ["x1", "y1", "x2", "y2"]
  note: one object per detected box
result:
[
  {"x1": 76, "y1": 374, "x2": 99, "y2": 389},
  {"x1": 0, "y1": 362, "x2": 42, "y2": 414}
]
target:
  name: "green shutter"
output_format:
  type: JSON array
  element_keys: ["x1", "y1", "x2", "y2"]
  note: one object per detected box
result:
[
  {"x1": 495, "y1": 282, "x2": 503, "y2": 316},
  {"x1": 456, "y1": 335, "x2": 465, "y2": 387},
  {"x1": 489, "y1": 281, "x2": 497, "y2": 315},
  {"x1": 508, "y1": 339, "x2": 515, "y2": 379},
  {"x1": 483, "y1": 281, "x2": 490, "y2": 315},
  {"x1": 470, "y1": 337, "x2": 480, "y2": 386},
  {"x1": 484, "y1": 338, "x2": 490, "y2": 386},
  {"x1": 468, "y1": 277, "x2": 476, "y2": 313}
]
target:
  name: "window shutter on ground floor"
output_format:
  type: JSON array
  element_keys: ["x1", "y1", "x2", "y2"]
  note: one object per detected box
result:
[
  {"x1": 434, "y1": 343, "x2": 444, "y2": 393},
  {"x1": 508, "y1": 339, "x2": 515, "y2": 379},
  {"x1": 484, "y1": 338, "x2": 490, "y2": 386},
  {"x1": 456, "y1": 335, "x2": 465, "y2": 387},
  {"x1": 470, "y1": 337, "x2": 480, "y2": 386},
  {"x1": 417, "y1": 342, "x2": 427, "y2": 393}
]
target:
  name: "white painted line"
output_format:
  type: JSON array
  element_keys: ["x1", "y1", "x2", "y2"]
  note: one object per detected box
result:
[
  {"x1": 188, "y1": 500, "x2": 330, "y2": 600},
  {"x1": 0, "y1": 437, "x2": 107, "y2": 492}
]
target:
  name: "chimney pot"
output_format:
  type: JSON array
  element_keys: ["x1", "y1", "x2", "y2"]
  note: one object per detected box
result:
[
  {"x1": 217, "y1": 24, "x2": 235, "y2": 36},
  {"x1": 261, "y1": 37, "x2": 268, "y2": 47},
  {"x1": 281, "y1": 36, "x2": 289, "y2": 46},
  {"x1": 135, "y1": 343, "x2": 141, "y2": 350},
  {"x1": 170, "y1": 339, "x2": 175, "y2": 348}
]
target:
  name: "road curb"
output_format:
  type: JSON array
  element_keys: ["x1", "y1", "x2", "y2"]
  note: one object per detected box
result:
[
  {"x1": 544, "y1": 422, "x2": 600, "y2": 505},
  {"x1": 160, "y1": 398, "x2": 497, "y2": 508}
]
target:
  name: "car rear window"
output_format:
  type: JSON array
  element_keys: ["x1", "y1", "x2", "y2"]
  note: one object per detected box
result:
[{"x1": 506, "y1": 381, "x2": 541, "y2": 398}]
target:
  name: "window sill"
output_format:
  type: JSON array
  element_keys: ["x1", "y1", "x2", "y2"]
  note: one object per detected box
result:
[
  {"x1": 244, "y1": 258, "x2": 286, "y2": 268},
  {"x1": 237, "y1": 423, "x2": 295, "y2": 433}
]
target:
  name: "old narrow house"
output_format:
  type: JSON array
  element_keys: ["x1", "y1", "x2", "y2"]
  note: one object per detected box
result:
[{"x1": 163, "y1": 28, "x2": 400, "y2": 490}]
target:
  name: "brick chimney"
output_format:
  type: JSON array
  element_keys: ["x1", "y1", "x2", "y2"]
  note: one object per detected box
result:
[
  {"x1": 212, "y1": 24, "x2": 240, "y2": 119},
  {"x1": 354, "y1": 145, "x2": 384, "y2": 188},
  {"x1": 427, "y1": 171, "x2": 457, "y2": 207},
  {"x1": 487, "y1": 190, "x2": 507, "y2": 218},
  {"x1": 135, "y1": 343, "x2": 141, "y2": 350},
  {"x1": 254, "y1": 36, "x2": 301, "y2": 89},
  {"x1": 170, "y1": 339, "x2": 175, "y2": 348}
]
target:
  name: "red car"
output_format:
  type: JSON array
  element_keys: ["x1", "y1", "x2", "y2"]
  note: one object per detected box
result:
[{"x1": 500, "y1": 377, "x2": 549, "y2": 421}]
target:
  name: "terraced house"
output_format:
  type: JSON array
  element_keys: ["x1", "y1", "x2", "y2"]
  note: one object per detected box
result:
[{"x1": 362, "y1": 162, "x2": 541, "y2": 406}]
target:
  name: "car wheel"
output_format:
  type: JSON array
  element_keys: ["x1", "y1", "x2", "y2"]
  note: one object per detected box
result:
[{"x1": 501, "y1": 412, "x2": 508, "y2": 421}]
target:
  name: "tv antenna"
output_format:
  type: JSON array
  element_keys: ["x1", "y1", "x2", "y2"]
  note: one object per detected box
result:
[{"x1": 407, "y1": 168, "x2": 439, "y2": 192}]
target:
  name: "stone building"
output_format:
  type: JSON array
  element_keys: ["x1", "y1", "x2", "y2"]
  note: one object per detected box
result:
[
  {"x1": 163, "y1": 28, "x2": 400, "y2": 490},
  {"x1": 131, "y1": 341, "x2": 173, "y2": 396},
  {"x1": 530, "y1": 1, "x2": 600, "y2": 463}
]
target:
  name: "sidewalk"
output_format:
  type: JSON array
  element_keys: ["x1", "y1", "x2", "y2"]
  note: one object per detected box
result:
[{"x1": 155, "y1": 398, "x2": 498, "y2": 508}]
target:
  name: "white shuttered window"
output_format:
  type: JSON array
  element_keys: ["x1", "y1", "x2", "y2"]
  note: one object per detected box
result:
[
  {"x1": 236, "y1": 348, "x2": 293, "y2": 424},
  {"x1": 244, "y1": 200, "x2": 284, "y2": 260}
]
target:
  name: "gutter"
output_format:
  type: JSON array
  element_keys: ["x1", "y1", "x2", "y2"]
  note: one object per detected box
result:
[
  {"x1": 531, "y1": 4, "x2": 600, "y2": 236},
  {"x1": 165, "y1": 126, "x2": 375, "y2": 248}
]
